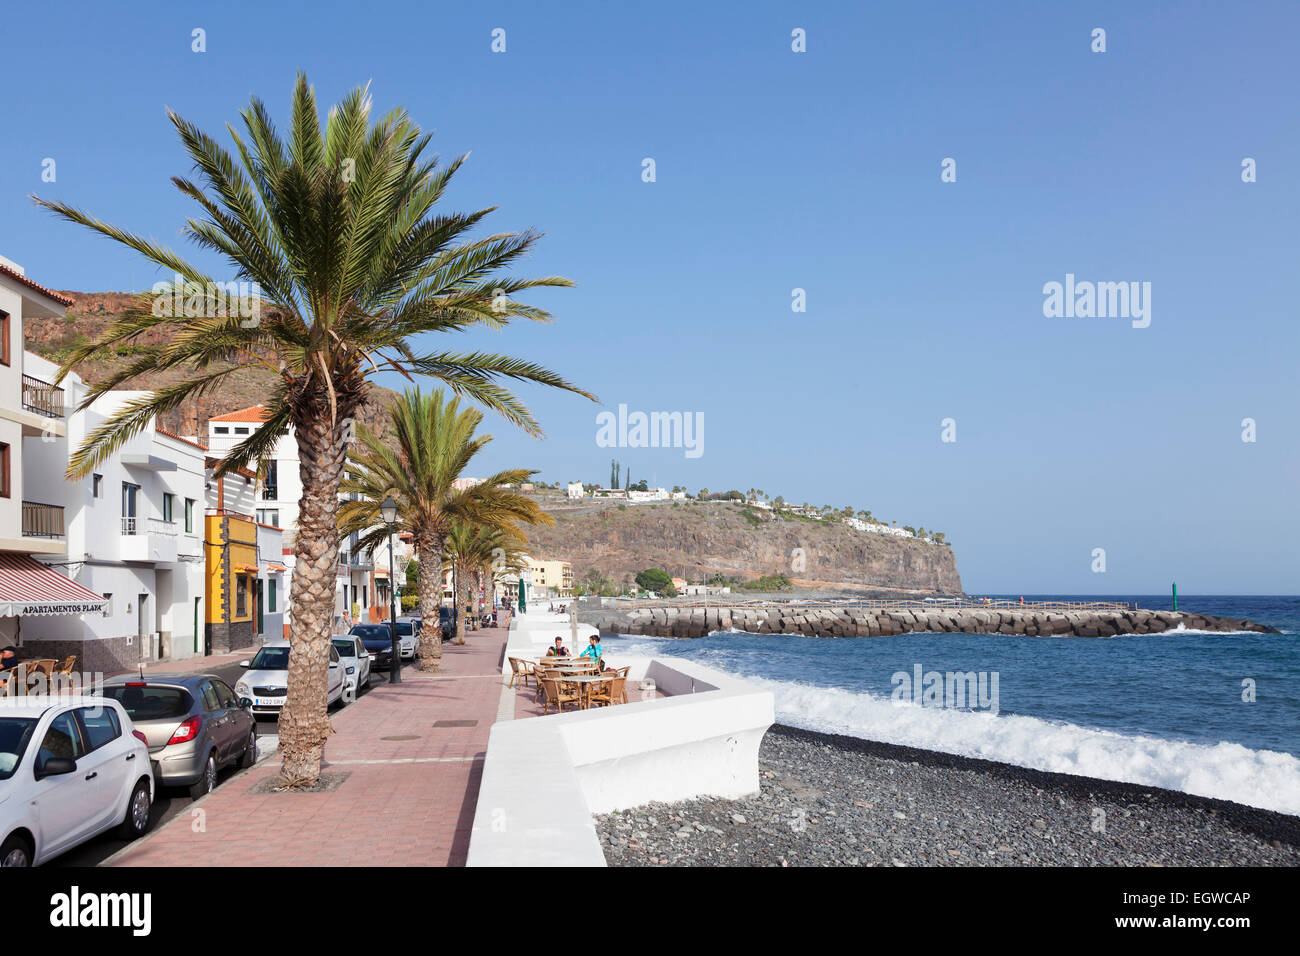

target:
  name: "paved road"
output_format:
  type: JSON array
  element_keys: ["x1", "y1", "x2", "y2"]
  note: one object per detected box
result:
[{"x1": 48, "y1": 657, "x2": 410, "y2": 867}]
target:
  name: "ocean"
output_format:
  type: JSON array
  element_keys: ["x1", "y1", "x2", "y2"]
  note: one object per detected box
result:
[{"x1": 602, "y1": 595, "x2": 1300, "y2": 816}]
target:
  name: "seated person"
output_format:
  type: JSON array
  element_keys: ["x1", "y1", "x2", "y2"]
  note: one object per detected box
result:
[
  {"x1": 545, "y1": 637, "x2": 569, "y2": 657},
  {"x1": 0, "y1": 647, "x2": 20, "y2": 673},
  {"x1": 577, "y1": 634, "x2": 603, "y2": 664}
]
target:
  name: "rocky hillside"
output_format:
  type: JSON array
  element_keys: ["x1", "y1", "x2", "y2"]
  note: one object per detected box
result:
[
  {"x1": 524, "y1": 496, "x2": 963, "y2": 596},
  {"x1": 26, "y1": 291, "x2": 398, "y2": 438}
]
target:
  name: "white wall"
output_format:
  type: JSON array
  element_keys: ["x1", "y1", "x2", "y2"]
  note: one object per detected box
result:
[{"x1": 468, "y1": 646, "x2": 774, "y2": 867}]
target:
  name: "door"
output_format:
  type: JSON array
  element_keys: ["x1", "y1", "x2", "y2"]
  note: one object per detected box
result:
[
  {"x1": 211, "y1": 678, "x2": 252, "y2": 759},
  {"x1": 74, "y1": 705, "x2": 131, "y2": 835},
  {"x1": 30, "y1": 710, "x2": 91, "y2": 857},
  {"x1": 328, "y1": 646, "x2": 343, "y2": 702},
  {"x1": 256, "y1": 578, "x2": 264, "y2": 637},
  {"x1": 120, "y1": 482, "x2": 138, "y2": 533},
  {"x1": 198, "y1": 680, "x2": 235, "y2": 764}
]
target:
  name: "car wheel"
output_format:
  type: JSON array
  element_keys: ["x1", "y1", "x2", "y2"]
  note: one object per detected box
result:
[
  {"x1": 117, "y1": 779, "x2": 153, "y2": 840},
  {"x1": 189, "y1": 753, "x2": 217, "y2": 800},
  {"x1": 0, "y1": 833, "x2": 33, "y2": 867},
  {"x1": 239, "y1": 730, "x2": 259, "y2": 769}
]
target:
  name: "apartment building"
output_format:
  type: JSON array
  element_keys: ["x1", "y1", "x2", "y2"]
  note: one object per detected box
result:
[
  {"x1": 525, "y1": 556, "x2": 573, "y2": 599},
  {"x1": 0, "y1": 259, "x2": 108, "y2": 647}
]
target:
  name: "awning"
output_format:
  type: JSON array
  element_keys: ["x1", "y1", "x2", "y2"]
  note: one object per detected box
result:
[
  {"x1": 266, "y1": 564, "x2": 287, "y2": 573},
  {"x1": 0, "y1": 554, "x2": 108, "y2": 617}
]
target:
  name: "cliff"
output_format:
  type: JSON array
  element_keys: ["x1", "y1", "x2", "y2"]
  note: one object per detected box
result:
[
  {"x1": 525, "y1": 496, "x2": 963, "y2": 595},
  {"x1": 25, "y1": 291, "x2": 398, "y2": 439}
]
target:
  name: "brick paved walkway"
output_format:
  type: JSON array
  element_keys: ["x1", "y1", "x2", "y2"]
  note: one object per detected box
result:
[{"x1": 111, "y1": 625, "x2": 511, "y2": 867}]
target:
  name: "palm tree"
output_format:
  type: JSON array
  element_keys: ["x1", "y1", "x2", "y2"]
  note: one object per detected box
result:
[
  {"x1": 34, "y1": 76, "x2": 592, "y2": 786},
  {"x1": 339, "y1": 388, "x2": 551, "y2": 668},
  {"x1": 443, "y1": 520, "x2": 529, "y2": 645}
]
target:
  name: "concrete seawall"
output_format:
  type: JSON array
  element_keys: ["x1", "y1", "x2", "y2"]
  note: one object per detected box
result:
[{"x1": 581, "y1": 604, "x2": 1278, "y2": 639}]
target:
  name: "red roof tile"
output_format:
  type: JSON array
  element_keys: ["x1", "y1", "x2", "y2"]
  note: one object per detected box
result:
[
  {"x1": 0, "y1": 264, "x2": 74, "y2": 308},
  {"x1": 209, "y1": 405, "x2": 269, "y2": 423}
]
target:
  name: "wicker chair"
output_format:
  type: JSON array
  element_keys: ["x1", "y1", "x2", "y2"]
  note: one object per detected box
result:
[
  {"x1": 0, "y1": 663, "x2": 27, "y2": 694},
  {"x1": 55, "y1": 655, "x2": 77, "y2": 675},
  {"x1": 27, "y1": 659, "x2": 56, "y2": 680},
  {"x1": 540, "y1": 676, "x2": 580, "y2": 715},
  {"x1": 507, "y1": 657, "x2": 528, "y2": 689},
  {"x1": 588, "y1": 675, "x2": 626, "y2": 707}
]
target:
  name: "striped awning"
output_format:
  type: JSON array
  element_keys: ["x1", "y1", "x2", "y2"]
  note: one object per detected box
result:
[{"x1": 0, "y1": 553, "x2": 108, "y2": 617}]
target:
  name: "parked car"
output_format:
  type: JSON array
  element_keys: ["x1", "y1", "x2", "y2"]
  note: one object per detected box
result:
[
  {"x1": 438, "y1": 605, "x2": 457, "y2": 639},
  {"x1": 331, "y1": 634, "x2": 372, "y2": 697},
  {"x1": 350, "y1": 624, "x2": 399, "y2": 670},
  {"x1": 0, "y1": 697, "x2": 154, "y2": 867},
  {"x1": 99, "y1": 674, "x2": 258, "y2": 799},
  {"x1": 394, "y1": 617, "x2": 421, "y2": 659},
  {"x1": 235, "y1": 638, "x2": 346, "y2": 715}
]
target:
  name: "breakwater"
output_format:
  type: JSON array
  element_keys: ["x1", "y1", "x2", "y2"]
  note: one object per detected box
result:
[{"x1": 580, "y1": 602, "x2": 1278, "y2": 639}]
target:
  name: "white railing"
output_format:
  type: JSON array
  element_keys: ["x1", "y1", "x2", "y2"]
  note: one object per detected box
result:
[{"x1": 121, "y1": 516, "x2": 178, "y2": 536}]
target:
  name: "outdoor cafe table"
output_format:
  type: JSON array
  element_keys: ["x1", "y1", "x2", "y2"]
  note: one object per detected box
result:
[{"x1": 563, "y1": 673, "x2": 615, "y2": 708}]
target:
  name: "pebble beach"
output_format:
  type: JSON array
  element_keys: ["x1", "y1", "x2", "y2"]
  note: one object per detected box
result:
[{"x1": 595, "y1": 725, "x2": 1300, "y2": 867}]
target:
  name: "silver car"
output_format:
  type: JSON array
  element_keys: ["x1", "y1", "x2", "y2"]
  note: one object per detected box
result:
[
  {"x1": 332, "y1": 634, "x2": 372, "y2": 699},
  {"x1": 100, "y1": 674, "x2": 258, "y2": 799}
]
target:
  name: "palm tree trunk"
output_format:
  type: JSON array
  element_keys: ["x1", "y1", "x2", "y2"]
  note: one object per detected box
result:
[
  {"x1": 279, "y1": 413, "x2": 348, "y2": 786},
  {"x1": 454, "y1": 560, "x2": 469, "y2": 645},
  {"x1": 416, "y1": 535, "x2": 443, "y2": 671}
]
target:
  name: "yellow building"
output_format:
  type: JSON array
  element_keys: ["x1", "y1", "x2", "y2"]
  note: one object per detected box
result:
[
  {"x1": 204, "y1": 512, "x2": 260, "y2": 654},
  {"x1": 525, "y1": 556, "x2": 573, "y2": 598}
]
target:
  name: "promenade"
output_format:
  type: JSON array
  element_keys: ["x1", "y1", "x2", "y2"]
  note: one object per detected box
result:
[{"x1": 110, "y1": 627, "x2": 511, "y2": 867}]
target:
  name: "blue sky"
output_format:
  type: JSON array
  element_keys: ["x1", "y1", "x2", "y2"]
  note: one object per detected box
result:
[{"x1": 3, "y1": 1, "x2": 1297, "y2": 593}]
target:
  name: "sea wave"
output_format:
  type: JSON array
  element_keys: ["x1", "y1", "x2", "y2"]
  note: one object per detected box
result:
[
  {"x1": 610, "y1": 633, "x2": 1300, "y2": 816},
  {"x1": 754, "y1": 675, "x2": 1300, "y2": 816}
]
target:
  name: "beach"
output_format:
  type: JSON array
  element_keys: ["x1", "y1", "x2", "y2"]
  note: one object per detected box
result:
[{"x1": 595, "y1": 725, "x2": 1300, "y2": 867}]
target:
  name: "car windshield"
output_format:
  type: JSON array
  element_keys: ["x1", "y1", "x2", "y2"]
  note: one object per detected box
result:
[
  {"x1": 332, "y1": 640, "x2": 355, "y2": 657},
  {"x1": 394, "y1": 622, "x2": 414, "y2": 636},
  {"x1": 100, "y1": 684, "x2": 193, "y2": 720},
  {"x1": 249, "y1": 646, "x2": 290, "y2": 670},
  {"x1": 351, "y1": 626, "x2": 389, "y2": 640},
  {"x1": 0, "y1": 718, "x2": 37, "y2": 780}
]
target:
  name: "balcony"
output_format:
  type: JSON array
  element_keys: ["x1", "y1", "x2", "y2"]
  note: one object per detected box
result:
[
  {"x1": 120, "y1": 516, "x2": 179, "y2": 563},
  {"x1": 22, "y1": 501, "x2": 65, "y2": 538},
  {"x1": 21, "y1": 375, "x2": 65, "y2": 419}
]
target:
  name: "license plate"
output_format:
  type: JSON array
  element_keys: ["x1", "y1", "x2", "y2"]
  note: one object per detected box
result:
[{"x1": 256, "y1": 698, "x2": 284, "y2": 707}]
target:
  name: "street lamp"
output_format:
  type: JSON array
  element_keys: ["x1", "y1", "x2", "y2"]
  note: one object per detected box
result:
[{"x1": 380, "y1": 495, "x2": 400, "y2": 684}]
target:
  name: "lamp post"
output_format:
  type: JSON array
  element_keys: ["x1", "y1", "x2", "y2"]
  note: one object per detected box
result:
[{"x1": 381, "y1": 495, "x2": 400, "y2": 684}]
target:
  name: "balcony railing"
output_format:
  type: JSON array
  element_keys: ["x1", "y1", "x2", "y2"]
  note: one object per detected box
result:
[
  {"x1": 121, "y1": 516, "x2": 178, "y2": 536},
  {"x1": 21, "y1": 375, "x2": 65, "y2": 418},
  {"x1": 22, "y1": 501, "x2": 65, "y2": 538}
]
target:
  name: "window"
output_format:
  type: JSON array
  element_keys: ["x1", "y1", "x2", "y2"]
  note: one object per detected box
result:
[
  {"x1": 234, "y1": 426, "x2": 249, "y2": 435},
  {"x1": 199, "y1": 681, "x2": 222, "y2": 713},
  {"x1": 162, "y1": 493, "x2": 174, "y2": 524},
  {"x1": 214, "y1": 426, "x2": 229, "y2": 435},
  {"x1": 211, "y1": 679, "x2": 239, "y2": 709},
  {"x1": 263, "y1": 460, "x2": 278, "y2": 500},
  {"x1": 77, "y1": 706, "x2": 121, "y2": 752},
  {"x1": 102, "y1": 593, "x2": 113, "y2": 618},
  {"x1": 92, "y1": 474, "x2": 103, "y2": 498},
  {"x1": 0, "y1": 443, "x2": 8, "y2": 498},
  {"x1": 0, "y1": 310, "x2": 9, "y2": 366},
  {"x1": 268, "y1": 579, "x2": 277, "y2": 613},
  {"x1": 236, "y1": 575, "x2": 248, "y2": 617},
  {"x1": 37, "y1": 711, "x2": 85, "y2": 766},
  {"x1": 257, "y1": 509, "x2": 279, "y2": 527},
  {"x1": 185, "y1": 498, "x2": 195, "y2": 533}
]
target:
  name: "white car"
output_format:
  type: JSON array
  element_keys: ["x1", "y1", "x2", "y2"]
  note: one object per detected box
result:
[
  {"x1": 394, "y1": 618, "x2": 421, "y2": 659},
  {"x1": 0, "y1": 696, "x2": 154, "y2": 867},
  {"x1": 331, "y1": 634, "x2": 372, "y2": 699},
  {"x1": 235, "y1": 638, "x2": 346, "y2": 715}
]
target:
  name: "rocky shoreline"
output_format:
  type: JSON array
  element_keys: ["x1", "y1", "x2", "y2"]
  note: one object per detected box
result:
[
  {"x1": 582, "y1": 604, "x2": 1278, "y2": 639},
  {"x1": 595, "y1": 725, "x2": 1300, "y2": 867}
]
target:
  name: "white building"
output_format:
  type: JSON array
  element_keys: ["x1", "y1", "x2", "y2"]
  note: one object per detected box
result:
[
  {"x1": 0, "y1": 260, "x2": 111, "y2": 651},
  {"x1": 566, "y1": 481, "x2": 584, "y2": 499},
  {"x1": 627, "y1": 487, "x2": 669, "y2": 502},
  {"x1": 22, "y1": 364, "x2": 207, "y2": 671}
]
